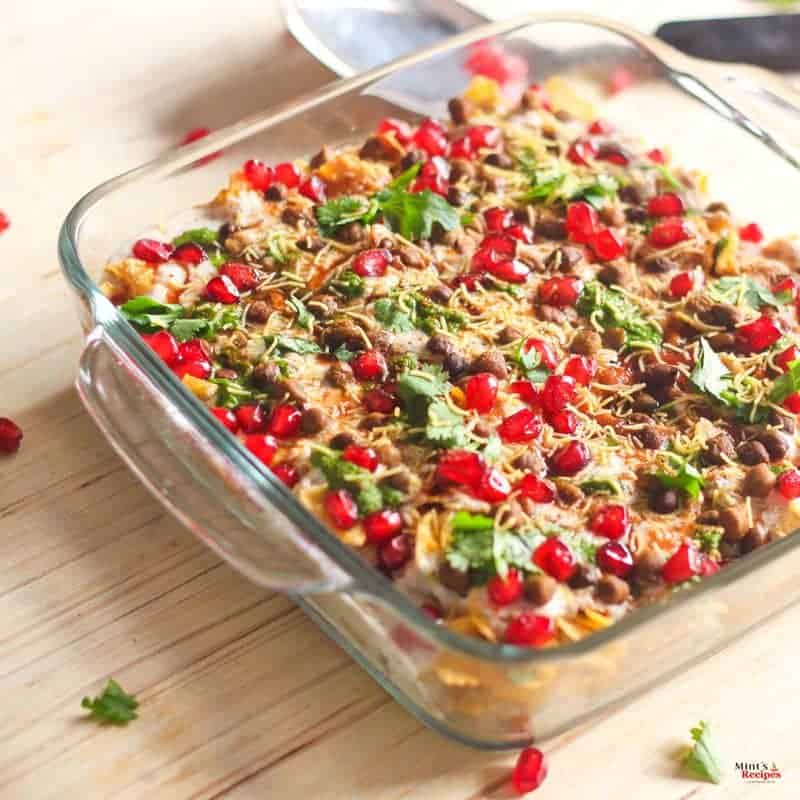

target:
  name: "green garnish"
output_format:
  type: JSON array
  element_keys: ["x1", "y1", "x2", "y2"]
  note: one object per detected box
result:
[
  {"x1": 373, "y1": 292, "x2": 465, "y2": 335},
  {"x1": 513, "y1": 340, "x2": 550, "y2": 383},
  {"x1": 81, "y1": 679, "x2": 139, "y2": 725},
  {"x1": 769, "y1": 358, "x2": 800, "y2": 404},
  {"x1": 682, "y1": 721, "x2": 724, "y2": 784},
  {"x1": 425, "y1": 399, "x2": 468, "y2": 448},
  {"x1": 315, "y1": 196, "x2": 377, "y2": 237},
  {"x1": 693, "y1": 528, "x2": 723, "y2": 555},
  {"x1": 373, "y1": 297, "x2": 416, "y2": 333},
  {"x1": 264, "y1": 334, "x2": 321, "y2": 355},
  {"x1": 267, "y1": 233, "x2": 296, "y2": 265},
  {"x1": 707, "y1": 276, "x2": 785, "y2": 310},
  {"x1": 572, "y1": 174, "x2": 620, "y2": 210},
  {"x1": 690, "y1": 338, "x2": 733, "y2": 404},
  {"x1": 121, "y1": 297, "x2": 239, "y2": 342},
  {"x1": 579, "y1": 477, "x2": 622, "y2": 496},
  {"x1": 329, "y1": 269, "x2": 365, "y2": 298},
  {"x1": 516, "y1": 153, "x2": 618, "y2": 209},
  {"x1": 211, "y1": 378, "x2": 258, "y2": 409},
  {"x1": 576, "y1": 280, "x2": 662, "y2": 350},
  {"x1": 172, "y1": 227, "x2": 220, "y2": 248},
  {"x1": 652, "y1": 455, "x2": 705, "y2": 500},
  {"x1": 287, "y1": 295, "x2": 314, "y2": 331}
]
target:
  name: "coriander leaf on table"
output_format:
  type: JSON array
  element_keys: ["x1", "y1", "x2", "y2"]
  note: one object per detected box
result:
[
  {"x1": 81, "y1": 679, "x2": 139, "y2": 725},
  {"x1": 682, "y1": 720, "x2": 724, "y2": 784},
  {"x1": 690, "y1": 338, "x2": 732, "y2": 403}
]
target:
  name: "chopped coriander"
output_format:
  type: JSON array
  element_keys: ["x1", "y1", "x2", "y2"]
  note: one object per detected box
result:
[
  {"x1": 693, "y1": 528, "x2": 723, "y2": 554},
  {"x1": 577, "y1": 280, "x2": 662, "y2": 350},
  {"x1": 690, "y1": 338, "x2": 732, "y2": 404},
  {"x1": 652, "y1": 455, "x2": 705, "y2": 500},
  {"x1": 572, "y1": 174, "x2": 619, "y2": 210},
  {"x1": 425, "y1": 399, "x2": 468, "y2": 448},
  {"x1": 579, "y1": 477, "x2": 622, "y2": 496},
  {"x1": 120, "y1": 296, "x2": 184, "y2": 330},
  {"x1": 315, "y1": 196, "x2": 377, "y2": 237},
  {"x1": 332, "y1": 345, "x2": 356, "y2": 362},
  {"x1": 373, "y1": 297, "x2": 416, "y2": 332},
  {"x1": 172, "y1": 227, "x2": 220, "y2": 248},
  {"x1": 264, "y1": 334, "x2": 321, "y2": 355},
  {"x1": 211, "y1": 378, "x2": 258, "y2": 409},
  {"x1": 287, "y1": 295, "x2": 314, "y2": 331},
  {"x1": 329, "y1": 269, "x2": 365, "y2": 298},
  {"x1": 81, "y1": 679, "x2": 139, "y2": 725},
  {"x1": 707, "y1": 276, "x2": 785, "y2": 309},
  {"x1": 482, "y1": 434, "x2": 503, "y2": 463},
  {"x1": 356, "y1": 484, "x2": 384, "y2": 516},
  {"x1": 373, "y1": 292, "x2": 465, "y2": 335},
  {"x1": 769, "y1": 358, "x2": 800, "y2": 404},
  {"x1": 513, "y1": 340, "x2": 550, "y2": 383},
  {"x1": 682, "y1": 721, "x2": 724, "y2": 784}
]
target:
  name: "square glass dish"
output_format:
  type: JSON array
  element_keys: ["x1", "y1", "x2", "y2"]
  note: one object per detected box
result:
[{"x1": 59, "y1": 14, "x2": 800, "y2": 749}]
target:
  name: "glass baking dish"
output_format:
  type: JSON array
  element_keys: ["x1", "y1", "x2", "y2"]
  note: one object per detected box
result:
[{"x1": 59, "y1": 13, "x2": 800, "y2": 749}]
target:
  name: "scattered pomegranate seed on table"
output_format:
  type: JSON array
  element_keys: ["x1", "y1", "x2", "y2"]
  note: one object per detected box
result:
[
  {"x1": 512, "y1": 747, "x2": 549, "y2": 794},
  {"x1": 180, "y1": 126, "x2": 222, "y2": 165},
  {"x1": 0, "y1": 211, "x2": 10, "y2": 234},
  {"x1": 0, "y1": 417, "x2": 23, "y2": 454}
]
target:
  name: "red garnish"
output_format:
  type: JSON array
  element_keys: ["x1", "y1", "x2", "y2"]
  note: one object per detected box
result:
[
  {"x1": 590, "y1": 504, "x2": 631, "y2": 540},
  {"x1": 436, "y1": 449, "x2": 484, "y2": 488},
  {"x1": 596, "y1": 540, "x2": 634, "y2": 577},
  {"x1": 589, "y1": 228, "x2": 625, "y2": 261},
  {"x1": 141, "y1": 330, "x2": 180, "y2": 366},
  {"x1": 299, "y1": 175, "x2": 326, "y2": 203},
  {"x1": 274, "y1": 162, "x2": 301, "y2": 188},
  {"x1": 565, "y1": 201, "x2": 599, "y2": 244},
  {"x1": 465, "y1": 372, "x2": 499, "y2": 413},
  {"x1": 778, "y1": 469, "x2": 800, "y2": 499},
  {"x1": 548, "y1": 409, "x2": 577, "y2": 434},
  {"x1": 377, "y1": 117, "x2": 413, "y2": 145},
  {"x1": 541, "y1": 374, "x2": 576, "y2": 415},
  {"x1": 487, "y1": 568, "x2": 522, "y2": 606},
  {"x1": 220, "y1": 262, "x2": 260, "y2": 291},
  {"x1": 736, "y1": 316, "x2": 781, "y2": 354},
  {"x1": 210, "y1": 407, "x2": 238, "y2": 433},
  {"x1": 567, "y1": 139, "x2": 597, "y2": 166},
  {"x1": 563, "y1": 355, "x2": 596, "y2": 386},
  {"x1": 537, "y1": 275, "x2": 583, "y2": 307},
  {"x1": 475, "y1": 467, "x2": 512, "y2": 503},
  {"x1": 0, "y1": 417, "x2": 23, "y2": 454},
  {"x1": 661, "y1": 542, "x2": 704, "y2": 583},
  {"x1": 647, "y1": 192, "x2": 684, "y2": 217},
  {"x1": 484, "y1": 206, "x2": 513, "y2": 232},
  {"x1": 498, "y1": 408, "x2": 542, "y2": 443},
  {"x1": 669, "y1": 271, "x2": 695, "y2": 299},
  {"x1": 412, "y1": 118, "x2": 449, "y2": 157},
  {"x1": 242, "y1": 159, "x2": 274, "y2": 191},
  {"x1": 272, "y1": 462, "x2": 300, "y2": 487},
  {"x1": 504, "y1": 614, "x2": 555, "y2": 647},
  {"x1": 512, "y1": 747, "x2": 548, "y2": 795},
  {"x1": 235, "y1": 404, "x2": 267, "y2": 434},
  {"x1": 516, "y1": 473, "x2": 555, "y2": 503},
  {"x1": 353, "y1": 248, "x2": 392, "y2": 277},
  {"x1": 377, "y1": 533, "x2": 413, "y2": 571},
  {"x1": 342, "y1": 443, "x2": 379, "y2": 472},
  {"x1": 363, "y1": 509, "x2": 403, "y2": 544},
  {"x1": 739, "y1": 222, "x2": 764, "y2": 243},
  {"x1": 324, "y1": 488, "x2": 359, "y2": 529},
  {"x1": 351, "y1": 350, "x2": 387, "y2": 382},
  {"x1": 549, "y1": 440, "x2": 591, "y2": 475},
  {"x1": 132, "y1": 238, "x2": 174, "y2": 264},
  {"x1": 532, "y1": 537, "x2": 576, "y2": 581},
  {"x1": 244, "y1": 433, "x2": 278, "y2": 466},
  {"x1": 648, "y1": 218, "x2": 692, "y2": 248},
  {"x1": 266, "y1": 404, "x2": 302, "y2": 439},
  {"x1": 204, "y1": 275, "x2": 240, "y2": 304}
]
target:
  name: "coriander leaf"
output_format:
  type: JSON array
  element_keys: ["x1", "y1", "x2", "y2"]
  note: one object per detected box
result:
[
  {"x1": 388, "y1": 162, "x2": 422, "y2": 191},
  {"x1": 451, "y1": 511, "x2": 494, "y2": 532},
  {"x1": 120, "y1": 297, "x2": 185, "y2": 331},
  {"x1": 769, "y1": 358, "x2": 800, "y2": 404},
  {"x1": 519, "y1": 164, "x2": 569, "y2": 204},
  {"x1": 376, "y1": 186, "x2": 460, "y2": 241},
  {"x1": 211, "y1": 378, "x2": 257, "y2": 409},
  {"x1": 311, "y1": 448, "x2": 372, "y2": 491},
  {"x1": 707, "y1": 276, "x2": 783, "y2": 309},
  {"x1": 329, "y1": 269, "x2": 365, "y2": 298},
  {"x1": 579, "y1": 477, "x2": 622, "y2": 496},
  {"x1": 380, "y1": 485, "x2": 405, "y2": 507},
  {"x1": 172, "y1": 227, "x2": 220, "y2": 248},
  {"x1": 170, "y1": 317, "x2": 211, "y2": 341},
  {"x1": 693, "y1": 528, "x2": 723, "y2": 554},
  {"x1": 577, "y1": 280, "x2": 661, "y2": 350},
  {"x1": 397, "y1": 365, "x2": 449, "y2": 408},
  {"x1": 288, "y1": 295, "x2": 314, "y2": 331},
  {"x1": 373, "y1": 298, "x2": 416, "y2": 333},
  {"x1": 682, "y1": 721, "x2": 724, "y2": 784},
  {"x1": 332, "y1": 344, "x2": 355, "y2": 362},
  {"x1": 691, "y1": 338, "x2": 732, "y2": 403},
  {"x1": 493, "y1": 529, "x2": 544, "y2": 577},
  {"x1": 571, "y1": 174, "x2": 619, "y2": 210},
  {"x1": 315, "y1": 196, "x2": 374, "y2": 237},
  {"x1": 482, "y1": 434, "x2": 503, "y2": 463},
  {"x1": 652, "y1": 456, "x2": 705, "y2": 500},
  {"x1": 447, "y1": 526, "x2": 493, "y2": 574},
  {"x1": 425, "y1": 399, "x2": 468, "y2": 448},
  {"x1": 264, "y1": 334, "x2": 321, "y2": 355},
  {"x1": 81, "y1": 679, "x2": 139, "y2": 725},
  {"x1": 267, "y1": 233, "x2": 295, "y2": 265},
  {"x1": 514, "y1": 341, "x2": 550, "y2": 384},
  {"x1": 649, "y1": 163, "x2": 683, "y2": 192},
  {"x1": 356, "y1": 484, "x2": 384, "y2": 516}
]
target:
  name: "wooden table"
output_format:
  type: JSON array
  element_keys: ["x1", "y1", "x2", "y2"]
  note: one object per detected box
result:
[{"x1": 1, "y1": 2, "x2": 797, "y2": 797}]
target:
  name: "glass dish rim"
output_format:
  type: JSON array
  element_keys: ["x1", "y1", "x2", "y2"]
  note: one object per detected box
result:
[{"x1": 58, "y1": 11, "x2": 800, "y2": 666}]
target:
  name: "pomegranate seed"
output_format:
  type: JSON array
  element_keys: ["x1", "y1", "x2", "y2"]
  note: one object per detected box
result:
[
  {"x1": 377, "y1": 117, "x2": 413, "y2": 145},
  {"x1": 506, "y1": 224, "x2": 534, "y2": 244},
  {"x1": 773, "y1": 276, "x2": 799, "y2": 301},
  {"x1": 598, "y1": 149, "x2": 629, "y2": 167},
  {"x1": 590, "y1": 504, "x2": 631, "y2": 539},
  {"x1": 487, "y1": 568, "x2": 522, "y2": 606},
  {"x1": 778, "y1": 469, "x2": 800, "y2": 499},
  {"x1": 266, "y1": 403, "x2": 302, "y2": 438},
  {"x1": 549, "y1": 409, "x2": 577, "y2": 434},
  {"x1": 324, "y1": 489, "x2": 359, "y2": 529},
  {"x1": 353, "y1": 248, "x2": 392, "y2": 277},
  {"x1": 204, "y1": 275, "x2": 239, "y2": 304},
  {"x1": 662, "y1": 542, "x2": 703, "y2": 583},
  {"x1": 299, "y1": 175, "x2": 326, "y2": 203},
  {"x1": 549, "y1": 440, "x2": 591, "y2": 475},
  {"x1": 467, "y1": 125, "x2": 501, "y2": 150},
  {"x1": 648, "y1": 218, "x2": 692, "y2": 248},
  {"x1": 220, "y1": 262, "x2": 260, "y2": 291},
  {"x1": 484, "y1": 206, "x2": 513, "y2": 232},
  {"x1": 0, "y1": 211, "x2": 9, "y2": 234},
  {"x1": 465, "y1": 372, "x2": 499, "y2": 413},
  {"x1": 504, "y1": 614, "x2": 555, "y2": 648},
  {"x1": 363, "y1": 509, "x2": 403, "y2": 544},
  {"x1": 485, "y1": 258, "x2": 530, "y2": 283},
  {"x1": 776, "y1": 345, "x2": 800, "y2": 371},
  {"x1": 512, "y1": 747, "x2": 548, "y2": 795},
  {"x1": 524, "y1": 338, "x2": 559, "y2": 371},
  {"x1": 739, "y1": 222, "x2": 764, "y2": 243},
  {"x1": 509, "y1": 380, "x2": 541, "y2": 406},
  {"x1": 132, "y1": 238, "x2": 174, "y2": 264},
  {"x1": 362, "y1": 387, "x2": 397, "y2": 413},
  {"x1": 412, "y1": 173, "x2": 448, "y2": 196},
  {"x1": 538, "y1": 275, "x2": 583, "y2": 307},
  {"x1": 533, "y1": 537, "x2": 575, "y2": 582},
  {"x1": 448, "y1": 136, "x2": 474, "y2": 160},
  {"x1": 172, "y1": 242, "x2": 206, "y2": 265},
  {"x1": 242, "y1": 159, "x2": 274, "y2": 191},
  {"x1": 177, "y1": 338, "x2": 211, "y2": 363},
  {"x1": 342, "y1": 443, "x2": 379, "y2": 472},
  {"x1": 465, "y1": 41, "x2": 529, "y2": 86},
  {"x1": 274, "y1": 162, "x2": 301, "y2": 188},
  {"x1": 421, "y1": 602, "x2": 443, "y2": 620},
  {"x1": 589, "y1": 228, "x2": 626, "y2": 261},
  {"x1": 566, "y1": 201, "x2": 599, "y2": 244},
  {"x1": 567, "y1": 139, "x2": 597, "y2": 166},
  {"x1": 608, "y1": 66, "x2": 635, "y2": 95},
  {"x1": 142, "y1": 330, "x2": 180, "y2": 366},
  {"x1": 647, "y1": 148, "x2": 666, "y2": 164},
  {"x1": 516, "y1": 473, "x2": 555, "y2": 503},
  {"x1": 436, "y1": 449, "x2": 484, "y2": 488},
  {"x1": 413, "y1": 119, "x2": 449, "y2": 156},
  {"x1": 244, "y1": 433, "x2": 278, "y2": 466},
  {"x1": 541, "y1": 374, "x2": 576, "y2": 414},
  {"x1": 475, "y1": 467, "x2": 512, "y2": 503},
  {"x1": 478, "y1": 233, "x2": 517, "y2": 259},
  {"x1": 0, "y1": 417, "x2": 23, "y2": 454},
  {"x1": 647, "y1": 192, "x2": 684, "y2": 217},
  {"x1": 783, "y1": 393, "x2": 800, "y2": 413},
  {"x1": 564, "y1": 355, "x2": 596, "y2": 386},
  {"x1": 378, "y1": 533, "x2": 413, "y2": 571},
  {"x1": 588, "y1": 119, "x2": 614, "y2": 135},
  {"x1": 235, "y1": 404, "x2": 267, "y2": 434},
  {"x1": 211, "y1": 407, "x2": 238, "y2": 433},
  {"x1": 596, "y1": 540, "x2": 634, "y2": 577},
  {"x1": 180, "y1": 127, "x2": 222, "y2": 166},
  {"x1": 736, "y1": 315, "x2": 781, "y2": 353},
  {"x1": 523, "y1": 82, "x2": 552, "y2": 111},
  {"x1": 272, "y1": 462, "x2": 300, "y2": 487},
  {"x1": 351, "y1": 350, "x2": 387, "y2": 382},
  {"x1": 498, "y1": 408, "x2": 542, "y2": 443},
  {"x1": 669, "y1": 271, "x2": 695, "y2": 299},
  {"x1": 173, "y1": 360, "x2": 212, "y2": 380},
  {"x1": 701, "y1": 558, "x2": 720, "y2": 576}
]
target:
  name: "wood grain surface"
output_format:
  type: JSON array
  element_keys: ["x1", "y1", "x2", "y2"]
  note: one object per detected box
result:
[{"x1": 1, "y1": 1, "x2": 797, "y2": 797}]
